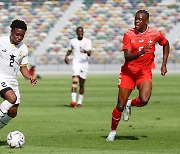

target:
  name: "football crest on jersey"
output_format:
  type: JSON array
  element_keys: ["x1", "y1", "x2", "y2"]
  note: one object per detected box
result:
[
  {"x1": 149, "y1": 40, "x2": 153, "y2": 44},
  {"x1": 19, "y1": 51, "x2": 23, "y2": 56},
  {"x1": 131, "y1": 39, "x2": 135, "y2": 43},
  {"x1": 10, "y1": 54, "x2": 16, "y2": 59},
  {"x1": 2, "y1": 49, "x2": 7, "y2": 52}
]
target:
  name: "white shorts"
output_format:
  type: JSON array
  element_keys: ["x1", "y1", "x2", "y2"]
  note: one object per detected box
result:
[
  {"x1": 0, "y1": 78, "x2": 20, "y2": 105},
  {"x1": 72, "y1": 63, "x2": 88, "y2": 79}
]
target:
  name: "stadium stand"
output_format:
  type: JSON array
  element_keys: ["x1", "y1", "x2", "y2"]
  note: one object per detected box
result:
[
  {"x1": 0, "y1": 0, "x2": 179, "y2": 66},
  {"x1": 0, "y1": 0, "x2": 72, "y2": 54},
  {"x1": 41, "y1": 0, "x2": 179, "y2": 64}
]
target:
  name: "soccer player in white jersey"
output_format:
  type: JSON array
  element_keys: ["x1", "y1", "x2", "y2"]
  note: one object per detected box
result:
[
  {"x1": 0, "y1": 19, "x2": 37, "y2": 130},
  {"x1": 65, "y1": 27, "x2": 92, "y2": 107}
]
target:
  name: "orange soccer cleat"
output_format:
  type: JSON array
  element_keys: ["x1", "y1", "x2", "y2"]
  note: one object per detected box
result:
[{"x1": 70, "y1": 102, "x2": 77, "y2": 108}]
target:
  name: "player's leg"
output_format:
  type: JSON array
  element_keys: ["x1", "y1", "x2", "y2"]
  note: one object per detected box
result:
[
  {"x1": 77, "y1": 77, "x2": 85, "y2": 107},
  {"x1": 0, "y1": 105, "x2": 18, "y2": 129},
  {"x1": 124, "y1": 80, "x2": 152, "y2": 121},
  {"x1": 130, "y1": 70, "x2": 152, "y2": 107},
  {"x1": 123, "y1": 81, "x2": 152, "y2": 121},
  {"x1": 70, "y1": 76, "x2": 79, "y2": 107},
  {"x1": 77, "y1": 67, "x2": 88, "y2": 107},
  {"x1": 107, "y1": 88, "x2": 132, "y2": 141},
  {"x1": 0, "y1": 88, "x2": 17, "y2": 116},
  {"x1": 0, "y1": 81, "x2": 21, "y2": 129},
  {"x1": 135, "y1": 80, "x2": 152, "y2": 106},
  {"x1": 0, "y1": 88, "x2": 17, "y2": 129},
  {"x1": 107, "y1": 71, "x2": 135, "y2": 141},
  {"x1": 123, "y1": 70, "x2": 152, "y2": 121}
]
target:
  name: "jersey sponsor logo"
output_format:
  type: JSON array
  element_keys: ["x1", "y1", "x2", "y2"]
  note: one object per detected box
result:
[
  {"x1": 149, "y1": 40, "x2": 152, "y2": 44},
  {"x1": 131, "y1": 39, "x2": 135, "y2": 43},
  {"x1": 139, "y1": 40, "x2": 144, "y2": 42},
  {"x1": 2, "y1": 49, "x2": 7, "y2": 52}
]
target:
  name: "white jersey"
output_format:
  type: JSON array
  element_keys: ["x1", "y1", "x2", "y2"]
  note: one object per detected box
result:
[
  {"x1": 0, "y1": 36, "x2": 28, "y2": 79},
  {"x1": 68, "y1": 37, "x2": 92, "y2": 66}
]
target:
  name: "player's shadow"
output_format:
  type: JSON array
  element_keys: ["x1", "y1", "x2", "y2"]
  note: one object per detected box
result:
[
  {"x1": 61, "y1": 104, "x2": 73, "y2": 108},
  {"x1": 0, "y1": 141, "x2": 7, "y2": 146},
  {"x1": 115, "y1": 135, "x2": 139, "y2": 140},
  {"x1": 102, "y1": 135, "x2": 141, "y2": 140}
]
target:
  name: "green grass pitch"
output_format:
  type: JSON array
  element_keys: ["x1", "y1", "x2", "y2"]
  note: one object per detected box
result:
[{"x1": 0, "y1": 74, "x2": 180, "y2": 154}]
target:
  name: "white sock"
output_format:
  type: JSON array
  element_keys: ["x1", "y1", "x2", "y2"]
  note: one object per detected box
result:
[
  {"x1": 0, "y1": 100, "x2": 13, "y2": 116},
  {"x1": 0, "y1": 114, "x2": 12, "y2": 129},
  {"x1": 110, "y1": 130, "x2": 116, "y2": 134},
  {"x1": 126, "y1": 99, "x2": 132, "y2": 107},
  {"x1": 71, "y1": 92, "x2": 76, "y2": 102},
  {"x1": 77, "y1": 94, "x2": 84, "y2": 105}
]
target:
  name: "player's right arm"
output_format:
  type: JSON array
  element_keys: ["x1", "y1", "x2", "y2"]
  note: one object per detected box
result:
[
  {"x1": 64, "y1": 49, "x2": 72, "y2": 64},
  {"x1": 124, "y1": 45, "x2": 150, "y2": 62},
  {"x1": 20, "y1": 65, "x2": 37, "y2": 86},
  {"x1": 65, "y1": 41, "x2": 73, "y2": 64},
  {"x1": 122, "y1": 32, "x2": 150, "y2": 62}
]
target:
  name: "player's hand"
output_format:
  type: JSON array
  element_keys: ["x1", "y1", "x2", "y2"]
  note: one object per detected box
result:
[
  {"x1": 80, "y1": 47, "x2": 91, "y2": 56},
  {"x1": 64, "y1": 56, "x2": 69, "y2": 64},
  {"x1": 80, "y1": 47, "x2": 86, "y2": 53},
  {"x1": 29, "y1": 75, "x2": 37, "y2": 86},
  {"x1": 140, "y1": 44, "x2": 152, "y2": 55},
  {"x1": 161, "y1": 65, "x2": 167, "y2": 76}
]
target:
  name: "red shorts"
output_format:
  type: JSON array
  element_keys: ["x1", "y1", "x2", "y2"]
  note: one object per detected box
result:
[{"x1": 118, "y1": 65, "x2": 152, "y2": 89}]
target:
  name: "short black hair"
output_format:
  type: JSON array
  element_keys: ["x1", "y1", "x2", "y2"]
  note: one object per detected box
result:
[
  {"x1": 76, "y1": 27, "x2": 83, "y2": 32},
  {"x1": 10, "y1": 19, "x2": 27, "y2": 31},
  {"x1": 136, "y1": 10, "x2": 149, "y2": 20}
]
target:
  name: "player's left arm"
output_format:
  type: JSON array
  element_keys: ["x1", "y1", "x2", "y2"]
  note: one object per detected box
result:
[
  {"x1": 82, "y1": 49, "x2": 91, "y2": 56},
  {"x1": 161, "y1": 40, "x2": 170, "y2": 76},
  {"x1": 20, "y1": 65, "x2": 37, "y2": 86}
]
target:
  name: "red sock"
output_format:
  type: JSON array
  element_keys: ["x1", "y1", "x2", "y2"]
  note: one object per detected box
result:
[
  {"x1": 111, "y1": 108, "x2": 122, "y2": 130},
  {"x1": 131, "y1": 97, "x2": 145, "y2": 107}
]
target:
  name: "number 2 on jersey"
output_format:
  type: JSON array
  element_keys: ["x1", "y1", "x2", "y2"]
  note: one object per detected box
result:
[
  {"x1": 138, "y1": 46, "x2": 144, "y2": 56},
  {"x1": 1, "y1": 82, "x2": 7, "y2": 87}
]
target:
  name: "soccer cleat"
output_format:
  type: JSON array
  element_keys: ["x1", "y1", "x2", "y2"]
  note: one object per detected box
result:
[
  {"x1": 76, "y1": 104, "x2": 82, "y2": 107},
  {"x1": 70, "y1": 102, "x2": 76, "y2": 108},
  {"x1": 106, "y1": 130, "x2": 116, "y2": 141},
  {"x1": 123, "y1": 100, "x2": 132, "y2": 121}
]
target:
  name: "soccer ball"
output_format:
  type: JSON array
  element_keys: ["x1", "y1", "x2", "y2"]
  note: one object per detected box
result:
[{"x1": 7, "y1": 131, "x2": 25, "y2": 148}]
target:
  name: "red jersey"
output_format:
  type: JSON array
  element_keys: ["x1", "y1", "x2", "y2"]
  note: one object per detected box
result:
[
  {"x1": 29, "y1": 67, "x2": 35, "y2": 76},
  {"x1": 122, "y1": 27, "x2": 167, "y2": 69}
]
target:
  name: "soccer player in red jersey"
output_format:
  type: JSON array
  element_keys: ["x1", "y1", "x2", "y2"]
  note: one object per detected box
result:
[{"x1": 107, "y1": 10, "x2": 170, "y2": 141}]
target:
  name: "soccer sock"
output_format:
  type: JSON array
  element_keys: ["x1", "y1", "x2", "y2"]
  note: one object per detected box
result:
[
  {"x1": 126, "y1": 100, "x2": 132, "y2": 107},
  {"x1": 71, "y1": 92, "x2": 76, "y2": 102},
  {"x1": 77, "y1": 94, "x2": 83, "y2": 104},
  {"x1": 0, "y1": 100, "x2": 14, "y2": 117},
  {"x1": 0, "y1": 114, "x2": 12, "y2": 129},
  {"x1": 131, "y1": 97, "x2": 145, "y2": 107},
  {"x1": 111, "y1": 108, "x2": 122, "y2": 130}
]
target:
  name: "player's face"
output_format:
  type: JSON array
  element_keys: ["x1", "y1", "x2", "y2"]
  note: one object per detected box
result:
[
  {"x1": 134, "y1": 13, "x2": 148, "y2": 32},
  {"x1": 76, "y1": 28, "x2": 84, "y2": 40},
  {"x1": 10, "y1": 28, "x2": 26, "y2": 45}
]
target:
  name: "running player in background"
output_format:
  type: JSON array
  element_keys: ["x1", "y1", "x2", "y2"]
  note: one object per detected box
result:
[
  {"x1": 29, "y1": 65, "x2": 41, "y2": 79},
  {"x1": 107, "y1": 10, "x2": 170, "y2": 141},
  {"x1": 64, "y1": 27, "x2": 92, "y2": 107},
  {"x1": 0, "y1": 19, "x2": 37, "y2": 130}
]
